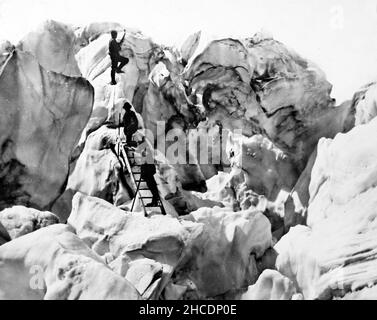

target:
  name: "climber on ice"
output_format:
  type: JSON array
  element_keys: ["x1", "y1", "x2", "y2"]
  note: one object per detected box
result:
[
  {"x1": 109, "y1": 29, "x2": 129, "y2": 85},
  {"x1": 122, "y1": 102, "x2": 139, "y2": 147},
  {"x1": 138, "y1": 138, "x2": 162, "y2": 209},
  {"x1": 141, "y1": 161, "x2": 160, "y2": 208}
]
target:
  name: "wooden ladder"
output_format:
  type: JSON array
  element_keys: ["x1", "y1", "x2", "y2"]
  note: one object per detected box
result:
[{"x1": 119, "y1": 142, "x2": 166, "y2": 217}]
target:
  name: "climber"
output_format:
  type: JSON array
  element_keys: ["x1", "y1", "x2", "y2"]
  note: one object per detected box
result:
[
  {"x1": 141, "y1": 162, "x2": 160, "y2": 207},
  {"x1": 109, "y1": 29, "x2": 129, "y2": 85},
  {"x1": 139, "y1": 139, "x2": 160, "y2": 208},
  {"x1": 122, "y1": 102, "x2": 138, "y2": 147}
]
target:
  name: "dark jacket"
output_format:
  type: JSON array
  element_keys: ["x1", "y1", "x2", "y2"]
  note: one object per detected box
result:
[
  {"x1": 123, "y1": 109, "x2": 139, "y2": 136},
  {"x1": 109, "y1": 33, "x2": 125, "y2": 58}
]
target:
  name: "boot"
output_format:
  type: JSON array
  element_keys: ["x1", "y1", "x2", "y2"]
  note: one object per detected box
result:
[{"x1": 145, "y1": 200, "x2": 159, "y2": 207}]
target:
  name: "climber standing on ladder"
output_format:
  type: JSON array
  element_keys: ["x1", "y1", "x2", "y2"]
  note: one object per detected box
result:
[
  {"x1": 141, "y1": 162, "x2": 160, "y2": 207},
  {"x1": 139, "y1": 138, "x2": 161, "y2": 208},
  {"x1": 109, "y1": 29, "x2": 129, "y2": 85}
]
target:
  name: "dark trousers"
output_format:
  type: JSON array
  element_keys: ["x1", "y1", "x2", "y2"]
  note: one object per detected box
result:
[
  {"x1": 141, "y1": 164, "x2": 159, "y2": 203},
  {"x1": 126, "y1": 134, "x2": 133, "y2": 143},
  {"x1": 110, "y1": 55, "x2": 128, "y2": 83},
  {"x1": 144, "y1": 176, "x2": 159, "y2": 203}
]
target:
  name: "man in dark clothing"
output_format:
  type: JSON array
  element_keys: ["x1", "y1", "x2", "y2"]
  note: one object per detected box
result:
[
  {"x1": 136, "y1": 138, "x2": 162, "y2": 209},
  {"x1": 141, "y1": 162, "x2": 160, "y2": 207},
  {"x1": 109, "y1": 30, "x2": 129, "y2": 85},
  {"x1": 122, "y1": 102, "x2": 138, "y2": 146}
]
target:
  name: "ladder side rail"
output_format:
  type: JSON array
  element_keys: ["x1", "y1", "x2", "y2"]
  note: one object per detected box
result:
[
  {"x1": 120, "y1": 143, "x2": 138, "y2": 189},
  {"x1": 130, "y1": 177, "x2": 142, "y2": 212}
]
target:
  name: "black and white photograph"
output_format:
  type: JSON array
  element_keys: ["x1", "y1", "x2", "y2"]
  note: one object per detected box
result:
[{"x1": 0, "y1": 0, "x2": 376, "y2": 307}]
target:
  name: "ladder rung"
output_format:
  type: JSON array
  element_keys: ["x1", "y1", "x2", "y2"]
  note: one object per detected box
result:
[{"x1": 140, "y1": 196, "x2": 154, "y2": 199}]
